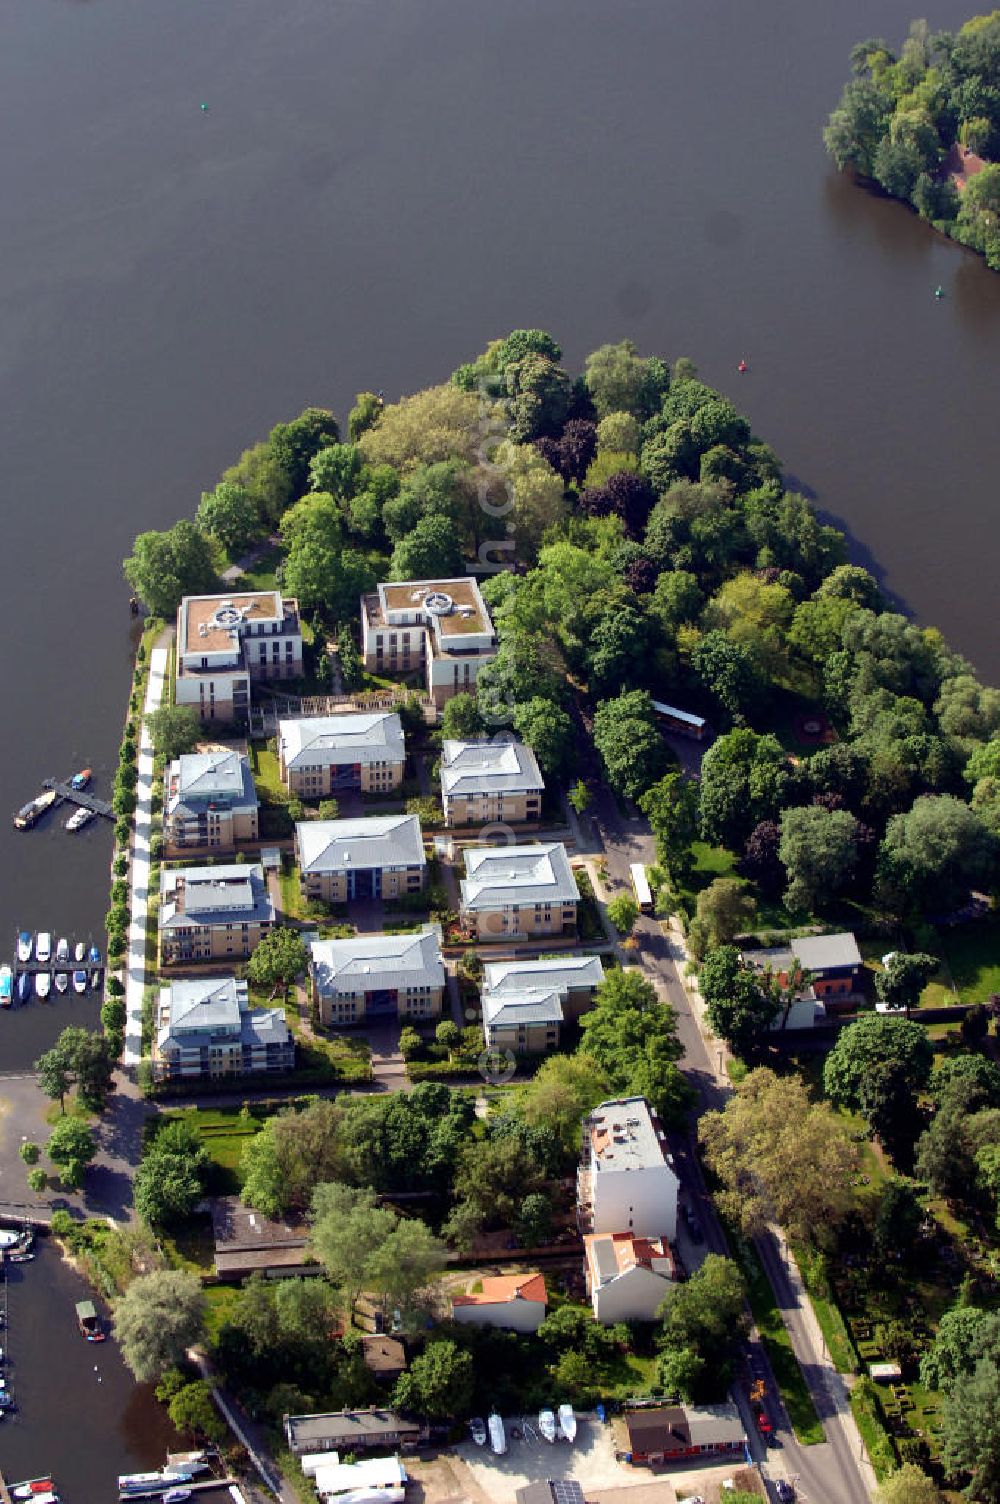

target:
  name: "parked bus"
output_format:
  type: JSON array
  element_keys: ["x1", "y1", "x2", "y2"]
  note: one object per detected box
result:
[{"x1": 629, "y1": 862, "x2": 653, "y2": 915}]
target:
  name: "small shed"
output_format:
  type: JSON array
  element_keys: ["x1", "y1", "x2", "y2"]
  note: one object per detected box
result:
[{"x1": 869, "y1": 1361, "x2": 903, "y2": 1382}]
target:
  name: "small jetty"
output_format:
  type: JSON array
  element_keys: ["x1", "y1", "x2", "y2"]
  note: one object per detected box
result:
[
  {"x1": 13, "y1": 772, "x2": 112, "y2": 830},
  {"x1": 40, "y1": 779, "x2": 113, "y2": 820}
]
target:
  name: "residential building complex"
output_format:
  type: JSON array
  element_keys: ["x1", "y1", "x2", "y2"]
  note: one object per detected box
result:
[
  {"x1": 278, "y1": 712, "x2": 405, "y2": 798},
  {"x1": 175, "y1": 590, "x2": 303, "y2": 724},
  {"x1": 309, "y1": 926, "x2": 445, "y2": 1026},
  {"x1": 481, "y1": 954, "x2": 604, "y2": 1053},
  {"x1": 451, "y1": 1272, "x2": 548, "y2": 1333},
  {"x1": 163, "y1": 750, "x2": 259, "y2": 856},
  {"x1": 295, "y1": 814, "x2": 425, "y2": 904},
  {"x1": 158, "y1": 862, "x2": 274, "y2": 967},
  {"x1": 584, "y1": 1232, "x2": 676, "y2": 1323},
  {"x1": 578, "y1": 1097, "x2": 679, "y2": 1241},
  {"x1": 153, "y1": 976, "x2": 293, "y2": 1082},
  {"x1": 460, "y1": 842, "x2": 578, "y2": 942},
  {"x1": 440, "y1": 736, "x2": 544, "y2": 826},
  {"x1": 360, "y1": 578, "x2": 497, "y2": 707}
]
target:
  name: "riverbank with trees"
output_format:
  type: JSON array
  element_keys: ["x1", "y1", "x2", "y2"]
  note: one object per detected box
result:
[{"x1": 825, "y1": 12, "x2": 1000, "y2": 270}]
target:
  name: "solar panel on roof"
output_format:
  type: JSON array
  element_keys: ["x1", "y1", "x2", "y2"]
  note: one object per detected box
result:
[{"x1": 550, "y1": 1483, "x2": 585, "y2": 1504}]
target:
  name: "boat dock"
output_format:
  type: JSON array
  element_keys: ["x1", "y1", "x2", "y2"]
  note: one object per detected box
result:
[
  {"x1": 41, "y1": 779, "x2": 114, "y2": 820},
  {"x1": 118, "y1": 1479, "x2": 237, "y2": 1499}
]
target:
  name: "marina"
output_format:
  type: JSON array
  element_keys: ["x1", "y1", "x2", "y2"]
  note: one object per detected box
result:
[
  {"x1": 4, "y1": 935, "x2": 102, "y2": 1006},
  {"x1": 13, "y1": 772, "x2": 112, "y2": 833}
]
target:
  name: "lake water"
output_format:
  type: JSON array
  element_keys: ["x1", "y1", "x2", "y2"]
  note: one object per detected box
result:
[{"x1": 0, "y1": 0, "x2": 997, "y2": 1480}]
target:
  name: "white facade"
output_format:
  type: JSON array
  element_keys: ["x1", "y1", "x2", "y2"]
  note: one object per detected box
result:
[
  {"x1": 585, "y1": 1233, "x2": 676, "y2": 1323},
  {"x1": 451, "y1": 1273, "x2": 548, "y2": 1333},
  {"x1": 582, "y1": 1097, "x2": 679, "y2": 1241}
]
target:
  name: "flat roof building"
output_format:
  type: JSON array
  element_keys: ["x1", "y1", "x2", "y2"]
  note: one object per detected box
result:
[
  {"x1": 361, "y1": 578, "x2": 497, "y2": 708},
  {"x1": 309, "y1": 927, "x2": 445, "y2": 1026},
  {"x1": 159, "y1": 861, "x2": 274, "y2": 967},
  {"x1": 440, "y1": 737, "x2": 544, "y2": 827},
  {"x1": 579, "y1": 1097, "x2": 679, "y2": 1242},
  {"x1": 460, "y1": 842, "x2": 578, "y2": 942},
  {"x1": 278, "y1": 712, "x2": 405, "y2": 798},
  {"x1": 176, "y1": 590, "x2": 303, "y2": 724},
  {"x1": 284, "y1": 1409, "x2": 422, "y2": 1456},
  {"x1": 296, "y1": 814, "x2": 426, "y2": 905}
]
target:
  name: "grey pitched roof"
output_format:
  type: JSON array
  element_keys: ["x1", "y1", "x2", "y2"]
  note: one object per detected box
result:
[
  {"x1": 483, "y1": 954, "x2": 604, "y2": 998},
  {"x1": 440, "y1": 738, "x2": 544, "y2": 797},
  {"x1": 483, "y1": 989, "x2": 565, "y2": 1029},
  {"x1": 279, "y1": 712, "x2": 405, "y2": 769},
  {"x1": 460, "y1": 843, "x2": 577, "y2": 911},
  {"x1": 791, "y1": 932, "x2": 862, "y2": 972},
  {"x1": 159, "y1": 863, "x2": 274, "y2": 930},
  {"x1": 167, "y1": 750, "x2": 258, "y2": 815},
  {"x1": 163, "y1": 975, "x2": 247, "y2": 1029},
  {"x1": 310, "y1": 926, "x2": 444, "y2": 996},
  {"x1": 296, "y1": 814, "x2": 425, "y2": 874}
]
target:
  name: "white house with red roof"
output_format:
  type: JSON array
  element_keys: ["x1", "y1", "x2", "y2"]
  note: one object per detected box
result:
[
  {"x1": 584, "y1": 1232, "x2": 677, "y2": 1323},
  {"x1": 451, "y1": 1272, "x2": 548, "y2": 1333}
]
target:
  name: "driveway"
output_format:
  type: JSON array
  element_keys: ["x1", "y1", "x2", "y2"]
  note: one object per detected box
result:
[{"x1": 365, "y1": 1017, "x2": 409, "y2": 1093}]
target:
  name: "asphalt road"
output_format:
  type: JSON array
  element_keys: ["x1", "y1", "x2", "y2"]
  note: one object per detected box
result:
[{"x1": 586, "y1": 779, "x2": 872, "y2": 1504}]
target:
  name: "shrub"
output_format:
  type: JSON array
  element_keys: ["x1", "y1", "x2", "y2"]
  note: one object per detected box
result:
[
  {"x1": 27, "y1": 1168, "x2": 47, "y2": 1193},
  {"x1": 107, "y1": 976, "x2": 125, "y2": 998},
  {"x1": 50, "y1": 1209, "x2": 74, "y2": 1238},
  {"x1": 19, "y1": 1141, "x2": 40, "y2": 1165},
  {"x1": 112, "y1": 854, "x2": 128, "y2": 877}
]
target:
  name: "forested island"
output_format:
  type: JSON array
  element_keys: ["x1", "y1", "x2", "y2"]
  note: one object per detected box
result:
[{"x1": 825, "y1": 11, "x2": 1000, "y2": 269}]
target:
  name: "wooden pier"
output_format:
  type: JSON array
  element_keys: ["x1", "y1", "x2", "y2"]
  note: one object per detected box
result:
[{"x1": 41, "y1": 779, "x2": 114, "y2": 819}]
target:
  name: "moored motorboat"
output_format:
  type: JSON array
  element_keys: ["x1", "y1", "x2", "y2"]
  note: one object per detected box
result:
[
  {"x1": 0, "y1": 967, "x2": 12, "y2": 1008},
  {"x1": 72, "y1": 970, "x2": 88, "y2": 995},
  {"x1": 88, "y1": 943, "x2": 101, "y2": 966},
  {"x1": 91, "y1": 970, "x2": 102, "y2": 991},
  {"x1": 162, "y1": 1493, "x2": 191, "y2": 1504},
  {"x1": 65, "y1": 807, "x2": 95, "y2": 832},
  {"x1": 118, "y1": 1471, "x2": 193, "y2": 1496},
  {"x1": 164, "y1": 1453, "x2": 210, "y2": 1478},
  {"x1": 14, "y1": 791, "x2": 57, "y2": 830},
  {"x1": 54, "y1": 972, "x2": 69, "y2": 995},
  {"x1": 35, "y1": 972, "x2": 51, "y2": 1000},
  {"x1": 70, "y1": 769, "x2": 92, "y2": 791},
  {"x1": 538, "y1": 1408, "x2": 557, "y2": 1443},
  {"x1": 35, "y1": 933, "x2": 51, "y2": 963},
  {"x1": 470, "y1": 1417, "x2": 487, "y2": 1446},
  {"x1": 74, "y1": 942, "x2": 85, "y2": 963},
  {"x1": 17, "y1": 932, "x2": 31, "y2": 964},
  {"x1": 55, "y1": 937, "x2": 69, "y2": 964},
  {"x1": 11, "y1": 1477, "x2": 56, "y2": 1499},
  {"x1": 17, "y1": 973, "x2": 31, "y2": 1004},
  {"x1": 558, "y1": 1404, "x2": 577, "y2": 1442},
  {"x1": 488, "y1": 1412, "x2": 506, "y2": 1455}
]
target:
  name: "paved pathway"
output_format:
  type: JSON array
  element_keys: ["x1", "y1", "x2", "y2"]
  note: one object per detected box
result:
[{"x1": 123, "y1": 645, "x2": 168, "y2": 1065}]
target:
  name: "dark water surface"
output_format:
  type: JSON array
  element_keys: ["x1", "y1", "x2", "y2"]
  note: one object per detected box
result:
[
  {"x1": 0, "y1": 0, "x2": 998, "y2": 1477},
  {"x1": 0, "y1": 1237, "x2": 180, "y2": 1497}
]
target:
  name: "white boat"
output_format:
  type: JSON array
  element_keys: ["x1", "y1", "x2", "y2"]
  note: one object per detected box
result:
[
  {"x1": 91, "y1": 970, "x2": 101, "y2": 991},
  {"x1": 36, "y1": 972, "x2": 51, "y2": 1000},
  {"x1": 538, "y1": 1409, "x2": 557, "y2": 1443},
  {"x1": 72, "y1": 970, "x2": 87, "y2": 995},
  {"x1": 35, "y1": 932, "x2": 51, "y2": 963},
  {"x1": 12, "y1": 1482, "x2": 56, "y2": 1501},
  {"x1": 558, "y1": 1404, "x2": 577, "y2": 1443},
  {"x1": 54, "y1": 973, "x2": 69, "y2": 995},
  {"x1": 16, "y1": 933, "x2": 31, "y2": 964},
  {"x1": 162, "y1": 1492, "x2": 191, "y2": 1504},
  {"x1": 74, "y1": 942, "x2": 85, "y2": 963},
  {"x1": 0, "y1": 967, "x2": 11, "y2": 1008},
  {"x1": 118, "y1": 1472, "x2": 192, "y2": 1496},
  {"x1": 470, "y1": 1417, "x2": 487, "y2": 1446},
  {"x1": 488, "y1": 1412, "x2": 506, "y2": 1455},
  {"x1": 65, "y1": 808, "x2": 94, "y2": 832},
  {"x1": 55, "y1": 937, "x2": 69, "y2": 963}
]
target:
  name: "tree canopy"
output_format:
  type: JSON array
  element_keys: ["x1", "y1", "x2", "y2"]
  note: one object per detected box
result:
[{"x1": 113, "y1": 1270, "x2": 205, "y2": 1382}]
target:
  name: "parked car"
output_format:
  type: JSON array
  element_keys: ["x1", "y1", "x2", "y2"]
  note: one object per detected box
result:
[
  {"x1": 683, "y1": 1203, "x2": 705, "y2": 1243},
  {"x1": 775, "y1": 1482, "x2": 795, "y2": 1503}
]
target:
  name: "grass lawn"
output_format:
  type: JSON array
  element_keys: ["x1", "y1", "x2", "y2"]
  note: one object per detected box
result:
[
  {"x1": 203, "y1": 1283, "x2": 242, "y2": 1342},
  {"x1": 158, "y1": 1104, "x2": 268, "y2": 1192},
  {"x1": 236, "y1": 542, "x2": 283, "y2": 592},
  {"x1": 249, "y1": 739, "x2": 290, "y2": 804},
  {"x1": 160, "y1": 1211, "x2": 216, "y2": 1273},
  {"x1": 939, "y1": 919, "x2": 1000, "y2": 1003}
]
